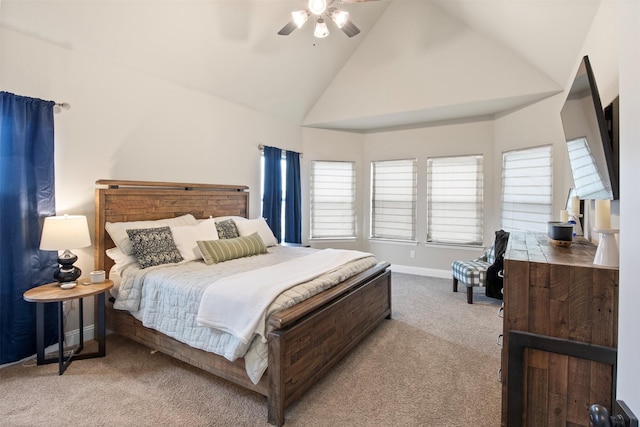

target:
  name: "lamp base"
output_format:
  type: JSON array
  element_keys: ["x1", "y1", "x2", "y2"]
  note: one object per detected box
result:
[
  {"x1": 54, "y1": 249, "x2": 82, "y2": 283},
  {"x1": 54, "y1": 267, "x2": 82, "y2": 283},
  {"x1": 593, "y1": 228, "x2": 619, "y2": 268}
]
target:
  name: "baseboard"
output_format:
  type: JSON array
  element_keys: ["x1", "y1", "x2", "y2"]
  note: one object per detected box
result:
[
  {"x1": 390, "y1": 264, "x2": 450, "y2": 279},
  {"x1": 43, "y1": 324, "x2": 95, "y2": 354}
]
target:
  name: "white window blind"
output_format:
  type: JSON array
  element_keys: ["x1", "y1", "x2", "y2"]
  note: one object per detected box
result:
[
  {"x1": 501, "y1": 145, "x2": 553, "y2": 232},
  {"x1": 371, "y1": 159, "x2": 417, "y2": 241},
  {"x1": 427, "y1": 155, "x2": 484, "y2": 245},
  {"x1": 566, "y1": 137, "x2": 611, "y2": 199},
  {"x1": 310, "y1": 161, "x2": 356, "y2": 239}
]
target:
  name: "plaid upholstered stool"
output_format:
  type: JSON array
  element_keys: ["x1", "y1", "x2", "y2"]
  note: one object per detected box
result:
[{"x1": 451, "y1": 245, "x2": 495, "y2": 304}]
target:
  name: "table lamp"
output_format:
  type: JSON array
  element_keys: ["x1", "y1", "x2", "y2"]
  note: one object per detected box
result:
[{"x1": 39, "y1": 214, "x2": 92, "y2": 283}]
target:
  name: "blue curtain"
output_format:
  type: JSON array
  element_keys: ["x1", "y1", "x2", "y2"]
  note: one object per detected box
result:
[
  {"x1": 0, "y1": 92, "x2": 58, "y2": 365},
  {"x1": 262, "y1": 145, "x2": 282, "y2": 243},
  {"x1": 285, "y1": 151, "x2": 301, "y2": 244}
]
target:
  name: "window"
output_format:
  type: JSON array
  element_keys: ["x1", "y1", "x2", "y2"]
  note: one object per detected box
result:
[
  {"x1": 427, "y1": 155, "x2": 483, "y2": 245},
  {"x1": 501, "y1": 145, "x2": 553, "y2": 232},
  {"x1": 310, "y1": 161, "x2": 356, "y2": 239},
  {"x1": 260, "y1": 148, "x2": 302, "y2": 244},
  {"x1": 370, "y1": 159, "x2": 417, "y2": 241},
  {"x1": 260, "y1": 154, "x2": 287, "y2": 235}
]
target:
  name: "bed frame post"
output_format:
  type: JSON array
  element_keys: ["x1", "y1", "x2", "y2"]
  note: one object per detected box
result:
[{"x1": 268, "y1": 332, "x2": 285, "y2": 426}]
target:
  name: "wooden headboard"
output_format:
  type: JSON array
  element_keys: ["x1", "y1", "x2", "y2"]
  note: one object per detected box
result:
[{"x1": 94, "y1": 180, "x2": 249, "y2": 275}]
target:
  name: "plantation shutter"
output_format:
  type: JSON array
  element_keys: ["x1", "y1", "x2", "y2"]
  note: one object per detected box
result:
[
  {"x1": 371, "y1": 159, "x2": 417, "y2": 241},
  {"x1": 310, "y1": 161, "x2": 356, "y2": 239},
  {"x1": 501, "y1": 145, "x2": 553, "y2": 232},
  {"x1": 427, "y1": 155, "x2": 483, "y2": 245}
]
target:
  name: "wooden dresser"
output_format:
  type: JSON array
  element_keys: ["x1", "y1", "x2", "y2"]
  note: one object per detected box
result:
[{"x1": 501, "y1": 232, "x2": 619, "y2": 427}]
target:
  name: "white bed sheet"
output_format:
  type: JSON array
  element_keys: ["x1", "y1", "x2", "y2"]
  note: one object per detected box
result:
[{"x1": 112, "y1": 245, "x2": 377, "y2": 384}]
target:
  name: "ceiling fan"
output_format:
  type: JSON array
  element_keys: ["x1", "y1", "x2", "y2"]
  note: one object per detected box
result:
[{"x1": 278, "y1": 0, "x2": 378, "y2": 39}]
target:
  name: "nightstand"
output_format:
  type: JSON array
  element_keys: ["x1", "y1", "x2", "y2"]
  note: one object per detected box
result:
[{"x1": 23, "y1": 279, "x2": 113, "y2": 375}]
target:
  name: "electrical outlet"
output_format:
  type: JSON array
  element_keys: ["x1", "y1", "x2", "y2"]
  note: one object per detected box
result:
[{"x1": 409, "y1": 250, "x2": 415, "y2": 259}]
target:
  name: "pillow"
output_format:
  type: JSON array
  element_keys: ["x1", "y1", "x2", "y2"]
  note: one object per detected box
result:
[
  {"x1": 212, "y1": 216, "x2": 247, "y2": 223},
  {"x1": 215, "y1": 219, "x2": 239, "y2": 239},
  {"x1": 105, "y1": 214, "x2": 197, "y2": 255},
  {"x1": 197, "y1": 232, "x2": 267, "y2": 265},
  {"x1": 126, "y1": 226, "x2": 183, "y2": 269},
  {"x1": 235, "y1": 217, "x2": 278, "y2": 247},
  {"x1": 105, "y1": 247, "x2": 138, "y2": 275},
  {"x1": 170, "y1": 218, "x2": 219, "y2": 262}
]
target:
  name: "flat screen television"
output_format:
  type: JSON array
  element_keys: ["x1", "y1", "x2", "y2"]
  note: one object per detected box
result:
[{"x1": 561, "y1": 55, "x2": 619, "y2": 200}]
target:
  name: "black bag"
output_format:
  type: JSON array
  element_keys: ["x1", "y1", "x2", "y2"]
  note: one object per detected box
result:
[{"x1": 486, "y1": 230, "x2": 510, "y2": 300}]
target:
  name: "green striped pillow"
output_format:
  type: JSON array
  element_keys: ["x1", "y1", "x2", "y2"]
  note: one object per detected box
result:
[{"x1": 197, "y1": 232, "x2": 267, "y2": 264}]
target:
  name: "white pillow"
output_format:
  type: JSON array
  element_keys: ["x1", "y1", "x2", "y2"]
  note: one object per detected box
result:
[
  {"x1": 170, "y1": 218, "x2": 219, "y2": 262},
  {"x1": 105, "y1": 214, "x2": 197, "y2": 255},
  {"x1": 235, "y1": 217, "x2": 278, "y2": 247},
  {"x1": 105, "y1": 247, "x2": 138, "y2": 275}
]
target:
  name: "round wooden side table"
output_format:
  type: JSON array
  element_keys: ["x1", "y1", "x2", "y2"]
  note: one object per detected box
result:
[{"x1": 23, "y1": 279, "x2": 114, "y2": 375}]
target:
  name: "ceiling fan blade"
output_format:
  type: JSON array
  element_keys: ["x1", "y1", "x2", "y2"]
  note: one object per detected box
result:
[
  {"x1": 278, "y1": 20, "x2": 298, "y2": 36},
  {"x1": 340, "y1": 20, "x2": 361, "y2": 37}
]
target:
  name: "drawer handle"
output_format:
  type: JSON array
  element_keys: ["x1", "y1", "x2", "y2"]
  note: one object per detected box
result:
[
  {"x1": 497, "y1": 368, "x2": 502, "y2": 382},
  {"x1": 498, "y1": 270, "x2": 504, "y2": 278},
  {"x1": 497, "y1": 306, "x2": 504, "y2": 318},
  {"x1": 497, "y1": 334, "x2": 503, "y2": 347}
]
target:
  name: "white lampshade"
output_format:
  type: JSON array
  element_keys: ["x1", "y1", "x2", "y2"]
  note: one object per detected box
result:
[
  {"x1": 40, "y1": 214, "x2": 91, "y2": 250},
  {"x1": 314, "y1": 18, "x2": 329, "y2": 38},
  {"x1": 292, "y1": 10, "x2": 309, "y2": 28},
  {"x1": 330, "y1": 9, "x2": 349, "y2": 28}
]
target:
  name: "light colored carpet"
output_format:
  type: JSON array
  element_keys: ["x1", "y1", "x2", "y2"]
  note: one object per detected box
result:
[{"x1": 0, "y1": 273, "x2": 503, "y2": 426}]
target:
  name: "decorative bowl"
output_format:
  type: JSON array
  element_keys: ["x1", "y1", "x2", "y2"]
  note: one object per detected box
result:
[{"x1": 547, "y1": 221, "x2": 574, "y2": 244}]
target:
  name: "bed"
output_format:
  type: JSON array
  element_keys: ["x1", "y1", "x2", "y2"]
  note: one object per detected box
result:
[{"x1": 94, "y1": 180, "x2": 392, "y2": 426}]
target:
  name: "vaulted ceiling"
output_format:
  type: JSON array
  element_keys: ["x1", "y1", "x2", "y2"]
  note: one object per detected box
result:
[{"x1": 0, "y1": 0, "x2": 603, "y2": 132}]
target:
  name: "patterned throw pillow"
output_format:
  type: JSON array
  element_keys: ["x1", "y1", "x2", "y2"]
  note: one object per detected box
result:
[
  {"x1": 197, "y1": 232, "x2": 267, "y2": 265},
  {"x1": 126, "y1": 226, "x2": 183, "y2": 268},
  {"x1": 215, "y1": 219, "x2": 239, "y2": 239},
  {"x1": 105, "y1": 214, "x2": 197, "y2": 255}
]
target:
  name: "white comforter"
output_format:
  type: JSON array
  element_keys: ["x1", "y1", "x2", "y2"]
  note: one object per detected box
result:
[
  {"x1": 196, "y1": 249, "x2": 372, "y2": 345},
  {"x1": 112, "y1": 246, "x2": 377, "y2": 384}
]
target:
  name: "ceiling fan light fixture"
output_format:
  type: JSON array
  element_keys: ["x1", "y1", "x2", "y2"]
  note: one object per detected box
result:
[
  {"x1": 314, "y1": 18, "x2": 329, "y2": 38},
  {"x1": 308, "y1": 0, "x2": 327, "y2": 16},
  {"x1": 329, "y1": 9, "x2": 349, "y2": 28},
  {"x1": 291, "y1": 10, "x2": 309, "y2": 28}
]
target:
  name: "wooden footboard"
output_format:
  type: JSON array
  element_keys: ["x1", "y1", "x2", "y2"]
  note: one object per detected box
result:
[
  {"x1": 268, "y1": 263, "x2": 391, "y2": 426},
  {"x1": 95, "y1": 180, "x2": 392, "y2": 425}
]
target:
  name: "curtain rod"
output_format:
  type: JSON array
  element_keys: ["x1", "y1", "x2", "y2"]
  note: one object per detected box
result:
[
  {"x1": 258, "y1": 144, "x2": 303, "y2": 157},
  {"x1": 54, "y1": 102, "x2": 71, "y2": 113}
]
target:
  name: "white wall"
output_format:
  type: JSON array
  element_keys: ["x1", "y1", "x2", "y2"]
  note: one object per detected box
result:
[
  {"x1": 302, "y1": 118, "x2": 499, "y2": 276},
  {"x1": 1, "y1": 26, "x2": 301, "y2": 331},
  {"x1": 301, "y1": 128, "x2": 364, "y2": 250},
  {"x1": 496, "y1": 0, "x2": 620, "y2": 238},
  {"x1": 617, "y1": 0, "x2": 640, "y2": 414},
  {"x1": 362, "y1": 120, "x2": 497, "y2": 274},
  {"x1": 494, "y1": 94, "x2": 574, "y2": 225}
]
